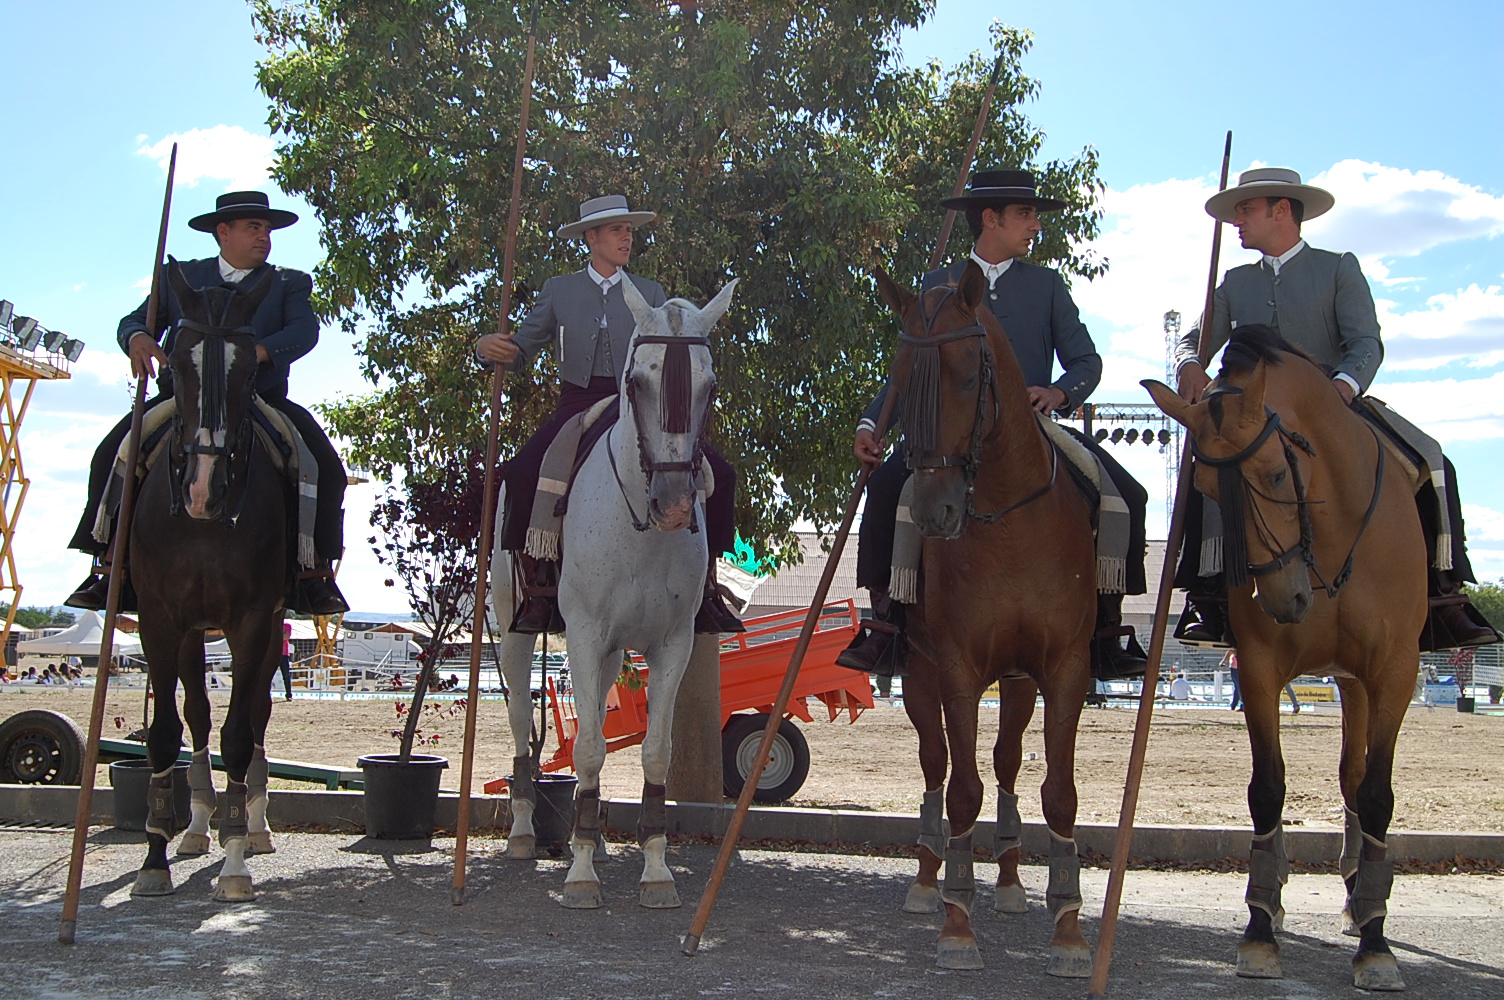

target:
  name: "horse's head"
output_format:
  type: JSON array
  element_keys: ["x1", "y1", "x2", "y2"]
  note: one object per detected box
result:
[
  {"x1": 165, "y1": 258, "x2": 269, "y2": 521},
  {"x1": 1145, "y1": 326, "x2": 1316, "y2": 624},
  {"x1": 876, "y1": 263, "x2": 1000, "y2": 539},
  {"x1": 619, "y1": 276, "x2": 735, "y2": 532}
]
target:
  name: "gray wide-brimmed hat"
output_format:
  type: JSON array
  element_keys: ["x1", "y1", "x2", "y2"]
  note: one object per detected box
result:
[
  {"x1": 939, "y1": 169, "x2": 1067, "y2": 212},
  {"x1": 188, "y1": 190, "x2": 299, "y2": 233},
  {"x1": 1205, "y1": 167, "x2": 1335, "y2": 224},
  {"x1": 556, "y1": 195, "x2": 657, "y2": 239}
]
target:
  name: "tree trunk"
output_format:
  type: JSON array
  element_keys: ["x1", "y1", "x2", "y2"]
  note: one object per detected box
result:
[{"x1": 666, "y1": 633, "x2": 723, "y2": 803}]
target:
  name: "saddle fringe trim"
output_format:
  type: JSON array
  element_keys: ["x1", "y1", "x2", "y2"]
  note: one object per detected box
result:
[
  {"x1": 1200, "y1": 536, "x2": 1223, "y2": 576},
  {"x1": 1434, "y1": 532, "x2": 1453, "y2": 572},
  {"x1": 889, "y1": 566, "x2": 918, "y2": 606},
  {"x1": 1097, "y1": 556, "x2": 1125, "y2": 594},
  {"x1": 525, "y1": 526, "x2": 560, "y2": 562}
]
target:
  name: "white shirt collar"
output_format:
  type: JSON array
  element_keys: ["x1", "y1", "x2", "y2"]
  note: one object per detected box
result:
[
  {"x1": 588, "y1": 263, "x2": 624, "y2": 289},
  {"x1": 969, "y1": 249, "x2": 1014, "y2": 288},
  {"x1": 218, "y1": 255, "x2": 254, "y2": 284},
  {"x1": 1263, "y1": 239, "x2": 1306, "y2": 276}
]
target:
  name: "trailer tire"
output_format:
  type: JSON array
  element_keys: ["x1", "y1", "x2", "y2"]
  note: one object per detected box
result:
[
  {"x1": 0, "y1": 709, "x2": 86, "y2": 785},
  {"x1": 721, "y1": 713, "x2": 810, "y2": 803}
]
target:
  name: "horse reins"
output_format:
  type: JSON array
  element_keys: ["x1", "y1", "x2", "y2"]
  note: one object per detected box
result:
[
  {"x1": 1194, "y1": 385, "x2": 1385, "y2": 598},
  {"x1": 610, "y1": 334, "x2": 714, "y2": 533},
  {"x1": 897, "y1": 287, "x2": 1056, "y2": 523},
  {"x1": 168, "y1": 315, "x2": 258, "y2": 524}
]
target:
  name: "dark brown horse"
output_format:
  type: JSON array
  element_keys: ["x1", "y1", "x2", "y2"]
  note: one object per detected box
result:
[
  {"x1": 128, "y1": 261, "x2": 289, "y2": 902},
  {"x1": 875, "y1": 264, "x2": 1096, "y2": 975},
  {"x1": 1146, "y1": 324, "x2": 1425, "y2": 991}
]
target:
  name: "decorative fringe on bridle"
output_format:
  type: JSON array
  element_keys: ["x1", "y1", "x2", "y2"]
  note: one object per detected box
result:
[
  {"x1": 900, "y1": 343, "x2": 941, "y2": 456},
  {"x1": 200, "y1": 333, "x2": 227, "y2": 435},
  {"x1": 1218, "y1": 462, "x2": 1252, "y2": 589},
  {"x1": 661, "y1": 340, "x2": 692, "y2": 434}
]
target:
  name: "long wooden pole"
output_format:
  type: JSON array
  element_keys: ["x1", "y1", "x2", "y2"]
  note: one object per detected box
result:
[
  {"x1": 680, "y1": 49, "x2": 1010, "y2": 958},
  {"x1": 1087, "y1": 130, "x2": 1232, "y2": 995},
  {"x1": 452, "y1": 0, "x2": 540, "y2": 907},
  {"x1": 58, "y1": 143, "x2": 177, "y2": 945}
]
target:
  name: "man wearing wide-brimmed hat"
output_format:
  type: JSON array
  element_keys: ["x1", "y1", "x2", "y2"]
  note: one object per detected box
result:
[
  {"x1": 65, "y1": 191, "x2": 350, "y2": 615},
  {"x1": 837, "y1": 169, "x2": 1150, "y2": 680},
  {"x1": 1170, "y1": 167, "x2": 1497, "y2": 650},
  {"x1": 476, "y1": 195, "x2": 743, "y2": 634}
]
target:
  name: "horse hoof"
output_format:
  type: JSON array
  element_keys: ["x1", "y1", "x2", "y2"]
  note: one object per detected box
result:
[
  {"x1": 505, "y1": 834, "x2": 537, "y2": 860},
  {"x1": 1236, "y1": 940, "x2": 1283, "y2": 979},
  {"x1": 130, "y1": 869, "x2": 175, "y2": 897},
  {"x1": 903, "y1": 882, "x2": 943, "y2": 914},
  {"x1": 935, "y1": 936, "x2": 984, "y2": 970},
  {"x1": 1047, "y1": 944, "x2": 1093, "y2": 979},
  {"x1": 246, "y1": 832, "x2": 276, "y2": 856},
  {"x1": 639, "y1": 881, "x2": 681, "y2": 909},
  {"x1": 213, "y1": 875, "x2": 256, "y2": 903},
  {"x1": 1341, "y1": 905, "x2": 1360, "y2": 937},
  {"x1": 992, "y1": 883, "x2": 1028, "y2": 914},
  {"x1": 561, "y1": 881, "x2": 603, "y2": 909},
  {"x1": 177, "y1": 833, "x2": 211, "y2": 857},
  {"x1": 1353, "y1": 952, "x2": 1406, "y2": 992}
]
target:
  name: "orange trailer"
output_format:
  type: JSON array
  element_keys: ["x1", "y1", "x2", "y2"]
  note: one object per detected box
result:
[{"x1": 484, "y1": 600, "x2": 874, "y2": 801}]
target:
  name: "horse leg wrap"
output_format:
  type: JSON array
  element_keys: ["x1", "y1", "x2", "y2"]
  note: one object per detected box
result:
[
  {"x1": 917, "y1": 788, "x2": 948, "y2": 857},
  {"x1": 941, "y1": 831, "x2": 976, "y2": 915},
  {"x1": 510, "y1": 755, "x2": 537, "y2": 806},
  {"x1": 1046, "y1": 831, "x2": 1083, "y2": 922},
  {"x1": 1350, "y1": 833, "x2": 1393, "y2": 930},
  {"x1": 246, "y1": 748, "x2": 269, "y2": 795},
  {"x1": 1245, "y1": 826, "x2": 1290, "y2": 923},
  {"x1": 189, "y1": 750, "x2": 216, "y2": 809},
  {"x1": 1339, "y1": 806, "x2": 1362, "y2": 880},
  {"x1": 573, "y1": 787, "x2": 601, "y2": 845},
  {"x1": 638, "y1": 782, "x2": 667, "y2": 844},
  {"x1": 219, "y1": 781, "x2": 249, "y2": 847},
  {"x1": 145, "y1": 772, "x2": 176, "y2": 839},
  {"x1": 993, "y1": 788, "x2": 1022, "y2": 857}
]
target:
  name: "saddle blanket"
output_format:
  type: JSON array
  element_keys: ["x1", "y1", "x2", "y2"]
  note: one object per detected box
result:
[
  {"x1": 523, "y1": 397, "x2": 715, "y2": 561},
  {"x1": 888, "y1": 413, "x2": 1131, "y2": 604},
  {"x1": 92, "y1": 397, "x2": 319, "y2": 570}
]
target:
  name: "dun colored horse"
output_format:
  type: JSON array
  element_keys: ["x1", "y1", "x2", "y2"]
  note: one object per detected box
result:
[
  {"x1": 874, "y1": 264, "x2": 1096, "y2": 975},
  {"x1": 129, "y1": 261, "x2": 289, "y2": 902},
  {"x1": 1146, "y1": 324, "x2": 1425, "y2": 991}
]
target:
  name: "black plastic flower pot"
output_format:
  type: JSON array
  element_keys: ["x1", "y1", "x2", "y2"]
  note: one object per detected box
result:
[
  {"x1": 109, "y1": 758, "x2": 191, "y2": 833},
  {"x1": 358, "y1": 753, "x2": 448, "y2": 839}
]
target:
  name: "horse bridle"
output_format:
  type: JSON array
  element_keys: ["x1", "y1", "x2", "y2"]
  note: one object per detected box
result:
[
  {"x1": 168, "y1": 316, "x2": 258, "y2": 524},
  {"x1": 1193, "y1": 384, "x2": 1384, "y2": 598},
  {"x1": 898, "y1": 287, "x2": 1057, "y2": 524},
  {"x1": 608, "y1": 334, "x2": 715, "y2": 533}
]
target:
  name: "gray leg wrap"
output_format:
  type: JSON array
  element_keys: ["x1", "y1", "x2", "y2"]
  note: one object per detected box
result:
[
  {"x1": 941, "y1": 831, "x2": 976, "y2": 915},
  {"x1": 511, "y1": 755, "x2": 537, "y2": 806},
  {"x1": 1339, "y1": 806, "x2": 1362, "y2": 880},
  {"x1": 1350, "y1": 833, "x2": 1393, "y2": 929},
  {"x1": 1046, "y1": 831, "x2": 1083, "y2": 922},
  {"x1": 917, "y1": 787, "x2": 948, "y2": 856},
  {"x1": 638, "y1": 782, "x2": 667, "y2": 843},
  {"x1": 146, "y1": 773, "x2": 176, "y2": 838},
  {"x1": 573, "y1": 787, "x2": 601, "y2": 843},
  {"x1": 1245, "y1": 826, "x2": 1290, "y2": 922},
  {"x1": 219, "y1": 781, "x2": 248, "y2": 846},
  {"x1": 993, "y1": 788, "x2": 1022, "y2": 857},
  {"x1": 246, "y1": 746, "x2": 269, "y2": 798},
  {"x1": 189, "y1": 750, "x2": 216, "y2": 808}
]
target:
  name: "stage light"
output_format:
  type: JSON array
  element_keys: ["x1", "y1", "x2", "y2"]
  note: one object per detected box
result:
[
  {"x1": 0, "y1": 301, "x2": 12, "y2": 330},
  {"x1": 1158, "y1": 429, "x2": 1172, "y2": 445},
  {"x1": 63, "y1": 339, "x2": 85, "y2": 363},
  {"x1": 14, "y1": 317, "x2": 43, "y2": 351},
  {"x1": 1124, "y1": 429, "x2": 1139, "y2": 444},
  {"x1": 1110, "y1": 428, "x2": 1124, "y2": 444},
  {"x1": 1094, "y1": 428, "x2": 1108, "y2": 442},
  {"x1": 43, "y1": 330, "x2": 66, "y2": 353}
]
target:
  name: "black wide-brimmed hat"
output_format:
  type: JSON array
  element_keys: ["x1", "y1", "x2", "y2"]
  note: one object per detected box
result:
[
  {"x1": 188, "y1": 191, "x2": 300, "y2": 233},
  {"x1": 939, "y1": 169, "x2": 1067, "y2": 212}
]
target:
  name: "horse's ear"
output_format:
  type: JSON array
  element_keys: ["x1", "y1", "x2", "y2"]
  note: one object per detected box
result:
[
  {"x1": 1142, "y1": 379, "x2": 1193, "y2": 428},
  {"x1": 697, "y1": 277, "x2": 738, "y2": 332},
  {"x1": 165, "y1": 255, "x2": 193, "y2": 305},
  {"x1": 956, "y1": 260, "x2": 988, "y2": 313},
  {"x1": 872, "y1": 267, "x2": 913, "y2": 317},
  {"x1": 621, "y1": 275, "x2": 656, "y2": 329},
  {"x1": 1239, "y1": 362, "x2": 1268, "y2": 426}
]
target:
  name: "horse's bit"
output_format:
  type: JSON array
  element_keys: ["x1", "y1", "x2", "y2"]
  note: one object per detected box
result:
[{"x1": 1194, "y1": 385, "x2": 1384, "y2": 598}]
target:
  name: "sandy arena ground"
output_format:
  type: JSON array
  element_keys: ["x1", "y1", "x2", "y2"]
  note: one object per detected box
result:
[{"x1": 7, "y1": 686, "x2": 1503, "y2": 832}]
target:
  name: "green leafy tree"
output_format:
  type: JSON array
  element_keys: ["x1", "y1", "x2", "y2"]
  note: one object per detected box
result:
[
  {"x1": 253, "y1": 2, "x2": 1106, "y2": 563},
  {"x1": 1465, "y1": 580, "x2": 1504, "y2": 632},
  {"x1": 4, "y1": 606, "x2": 75, "y2": 630}
]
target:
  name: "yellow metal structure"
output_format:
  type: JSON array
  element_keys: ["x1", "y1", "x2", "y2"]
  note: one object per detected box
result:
[{"x1": 0, "y1": 344, "x2": 71, "y2": 653}]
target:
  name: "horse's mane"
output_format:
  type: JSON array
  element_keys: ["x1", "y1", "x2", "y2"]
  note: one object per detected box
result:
[{"x1": 1218, "y1": 324, "x2": 1316, "y2": 378}]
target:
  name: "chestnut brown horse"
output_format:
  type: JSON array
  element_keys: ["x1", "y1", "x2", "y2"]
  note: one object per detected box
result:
[
  {"x1": 875, "y1": 264, "x2": 1096, "y2": 975},
  {"x1": 1146, "y1": 324, "x2": 1425, "y2": 991}
]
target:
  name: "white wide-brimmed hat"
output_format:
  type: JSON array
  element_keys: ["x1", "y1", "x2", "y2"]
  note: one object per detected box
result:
[
  {"x1": 556, "y1": 194, "x2": 657, "y2": 240},
  {"x1": 1204, "y1": 167, "x2": 1335, "y2": 224}
]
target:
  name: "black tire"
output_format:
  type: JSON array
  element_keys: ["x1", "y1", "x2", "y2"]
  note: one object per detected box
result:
[
  {"x1": 0, "y1": 709, "x2": 87, "y2": 785},
  {"x1": 721, "y1": 713, "x2": 810, "y2": 803}
]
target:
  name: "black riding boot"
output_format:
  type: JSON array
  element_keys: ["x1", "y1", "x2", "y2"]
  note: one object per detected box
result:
[
  {"x1": 65, "y1": 563, "x2": 110, "y2": 611},
  {"x1": 835, "y1": 588, "x2": 908, "y2": 677},
  {"x1": 511, "y1": 553, "x2": 562, "y2": 635},
  {"x1": 1421, "y1": 571, "x2": 1501, "y2": 652},
  {"x1": 1173, "y1": 575, "x2": 1233, "y2": 648},
  {"x1": 1092, "y1": 593, "x2": 1149, "y2": 680},
  {"x1": 295, "y1": 564, "x2": 350, "y2": 616},
  {"x1": 694, "y1": 558, "x2": 745, "y2": 634}
]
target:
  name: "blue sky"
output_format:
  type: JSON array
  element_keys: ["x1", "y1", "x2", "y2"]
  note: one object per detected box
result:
[{"x1": 2, "y1": 1, "x2": 1501, "y2": 614}]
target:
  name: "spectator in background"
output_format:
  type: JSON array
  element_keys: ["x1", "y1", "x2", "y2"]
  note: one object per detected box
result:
[
  {"x1": 280, "y1": 620, "x2": 294, "y2": 701},
  {"x1": 1169, "y1": 674, "x2": 1192, "y2": 701},
  {"x1": 1223, "y1": 649, "x2": 1241, "y2": 711}
]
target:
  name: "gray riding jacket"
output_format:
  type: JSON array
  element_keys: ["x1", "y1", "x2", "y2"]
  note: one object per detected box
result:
[{"x1": 502, "y1": 267, "x2": 668, "y2": 387}]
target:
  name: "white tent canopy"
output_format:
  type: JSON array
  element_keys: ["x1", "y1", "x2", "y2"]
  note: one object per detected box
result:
[{"x1": 17, "y1": 610, "x2": 142, "y2": 657}]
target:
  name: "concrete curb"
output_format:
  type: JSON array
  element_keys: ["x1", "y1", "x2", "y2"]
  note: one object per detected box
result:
[{"x1": 3, "y1": 784, "x2": 1500, "y2": 863}]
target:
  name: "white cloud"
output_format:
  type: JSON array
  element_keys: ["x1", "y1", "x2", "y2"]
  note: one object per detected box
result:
[
  {"x1": 1464, "y1": 504, "x2": 1504, "y2": 543},
  {"x1": 1375, "y1": 282, "x2": 1504, "y2": 370},
  {"x1": 136, "y1": 125, "x2": 277, "y2": 191}
]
